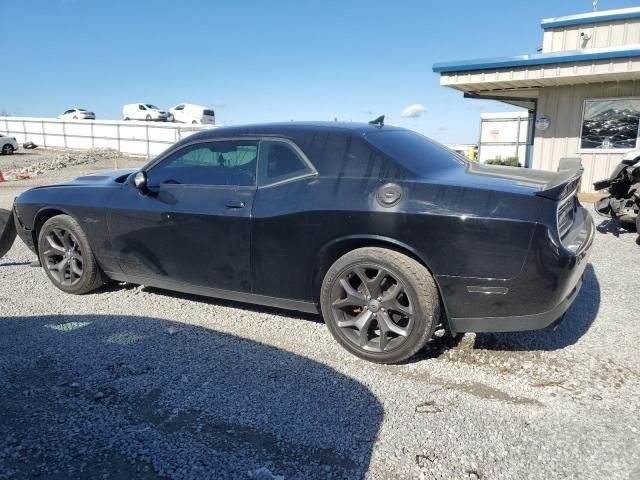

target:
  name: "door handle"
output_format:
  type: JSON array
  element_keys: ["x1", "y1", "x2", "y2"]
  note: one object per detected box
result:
[{"x1": 225, "y1": 200, "x2": 245, "y2": 209}]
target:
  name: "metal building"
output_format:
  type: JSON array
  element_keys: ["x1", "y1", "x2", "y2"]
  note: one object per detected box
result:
[
  {"x1": 433, "y1": 6, "x2": 640, "y2": 192},
  {"x1": 478, "y1": 112, "x2": 531, "y2": 166}
]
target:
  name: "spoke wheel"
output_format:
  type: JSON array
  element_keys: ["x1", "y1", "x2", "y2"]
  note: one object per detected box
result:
[
  {"x1": 321, "y1": 247, "x2": 440, "y2": 364},
  {"x1": 38, "y1": 214, "x2": 104, "y2": 295},
  {"x1": 43, "y1": 227, "x2": 84, "y2": 287},
  {"x1": 330, "y1": 264, "x2": 414, "y2": 353}
]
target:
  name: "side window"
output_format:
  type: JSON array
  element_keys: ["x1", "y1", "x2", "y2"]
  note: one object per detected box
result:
[
  {"x1": 148, "y1": 140, "x2": 258, "y2": 186},
  {"x1": 139, "y1": 104, "x2": 145, "y2": 110},
  {"x1": 175, "y1": 104, "x2": 184, "y2": 111},
  {"x1": 257, "y1": 140, "x2": 314, "y2": 186}
]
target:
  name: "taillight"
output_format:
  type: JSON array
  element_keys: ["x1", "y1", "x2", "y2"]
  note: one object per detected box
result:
[{"x1": 557, "y1": 194, "x2": 577, "y2": 238}]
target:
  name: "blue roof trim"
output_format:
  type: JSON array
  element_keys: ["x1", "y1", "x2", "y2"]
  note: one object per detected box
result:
[
  {"x1": 541, "y1": 7, "x2": 640, "y2": 29},
  {"x1": 432, "y1": 45, "x2": 640, "y2": 74}
]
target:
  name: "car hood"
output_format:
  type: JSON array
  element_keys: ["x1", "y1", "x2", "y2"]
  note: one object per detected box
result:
[
  {"x1": 44, "y1": 169, "x2": 137, "y2": 188},
  {"x1": 434, "y1": 162, "x2": 578, "y2": 198}
]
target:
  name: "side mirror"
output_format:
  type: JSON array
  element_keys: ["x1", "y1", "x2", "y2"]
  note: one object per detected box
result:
[{"x1": 132, "y1": 170, "x2": 149, "y2": 194}]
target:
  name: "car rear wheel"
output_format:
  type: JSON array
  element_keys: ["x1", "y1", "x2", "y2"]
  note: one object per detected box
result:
[
  {"x1": 321, "y1": 247, "x2": 440, "y2": 364},
  {"x1": 146, "y1": 114, "x2": 152, "y2": 121},
  {"x1": 2, "y1": 144, "x2": 14, "y2": 155},
  {"x1": 38, "y1": 215, "x2": 103, "y2": 295}
]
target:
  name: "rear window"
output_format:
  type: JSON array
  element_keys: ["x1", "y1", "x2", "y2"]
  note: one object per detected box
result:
[
  {"x1": 203, "y1": 109, "x2": 215, "y2": 117},
  {"x1": 365, "y1": 129, "x2": 465, "y2": 176}
]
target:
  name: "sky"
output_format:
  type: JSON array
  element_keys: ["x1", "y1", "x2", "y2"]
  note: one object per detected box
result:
[{"x1": 1, "y1": 0, "x2": 638, "y2": 144}]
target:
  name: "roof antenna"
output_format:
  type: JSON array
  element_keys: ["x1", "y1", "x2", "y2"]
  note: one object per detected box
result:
[{"x1": 369, "y1": 115, "x2": 385, "y2": 127}]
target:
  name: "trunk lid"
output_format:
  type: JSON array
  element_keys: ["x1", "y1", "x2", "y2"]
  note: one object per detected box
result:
[{"x1": 437, "y1": 162, "x2": 582, "y2": 200}]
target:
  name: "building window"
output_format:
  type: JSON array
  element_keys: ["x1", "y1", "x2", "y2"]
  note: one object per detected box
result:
[{"x1": 580, "y1": 98, "x2": 640, "y2": 150}]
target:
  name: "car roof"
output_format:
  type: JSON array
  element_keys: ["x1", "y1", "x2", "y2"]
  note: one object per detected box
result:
[{"x1": 188, "y1": 121, "x2": 402, "y2": 141}]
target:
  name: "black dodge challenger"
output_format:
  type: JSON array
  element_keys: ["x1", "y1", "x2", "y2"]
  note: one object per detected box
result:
[{"x1": 2, "y1": 120, "x2": 594, "y2": 363}]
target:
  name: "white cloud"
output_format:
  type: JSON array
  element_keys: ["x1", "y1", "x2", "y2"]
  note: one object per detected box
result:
[{"x1": 401, "y1": 104, "x2": 426, "y2": 118}]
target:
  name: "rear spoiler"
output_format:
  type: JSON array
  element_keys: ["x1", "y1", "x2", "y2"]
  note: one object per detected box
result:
[{"x1": 535, "y1": 159, "x2": 583, "y2": 201}]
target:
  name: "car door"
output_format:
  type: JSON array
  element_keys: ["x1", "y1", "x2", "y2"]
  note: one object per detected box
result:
[
  {"x1": 106, "y1": 138, "x2": 259, "y2": 292},
  {"x1": 173, "y1": 104, "x2": 185, "y2": 123}
]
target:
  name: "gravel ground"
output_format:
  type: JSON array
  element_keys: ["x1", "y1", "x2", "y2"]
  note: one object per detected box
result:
[{"x1": 0, "y1": 151, "x2": 639, "y2": 479}]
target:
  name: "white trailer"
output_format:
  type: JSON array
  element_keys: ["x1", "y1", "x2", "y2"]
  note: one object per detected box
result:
[{"x1": 479, "y1": 111, "x2": 532, "y2": 166}]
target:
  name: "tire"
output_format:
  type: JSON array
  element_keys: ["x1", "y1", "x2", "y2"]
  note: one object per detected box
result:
[
  {"x1": 320, "y1": 247, "x2": 440, "y2": 364},
  {"x1": 0, "y1": 208, "x2": 17, "y2": 259},
  {"x1": 124, "y1": 117, "x2": 130, "y2": 121},
  {"x1": 192, "y1": 120, "x2": 197, "y2": 125},
  {"x1": 38, "y1": 215, "x2": 103, "y2": 295},
  {"x1": 619, "y1": 215, "x2": 637, "y2": 232},
  {"x1": 146, "y1": 114, "x2": 152, "y2": 121},
  {"x1": 73, "y1": 116, "x2": 78, "y2": 119},
  {"x1": 2, "y1": 144, "x2": 14, "y2": 155},
  {"x1": 636, "y1": 214, "x2": 640, "y2": 234}
]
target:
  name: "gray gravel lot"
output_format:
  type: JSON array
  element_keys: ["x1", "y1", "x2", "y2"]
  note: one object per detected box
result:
[{"x1": 1, "y1": 149, "x2": 639, "y2": 479}]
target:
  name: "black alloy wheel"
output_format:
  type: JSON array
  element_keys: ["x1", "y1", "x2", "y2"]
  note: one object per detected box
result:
[
  {"x1": 42, "y1": 227, "x2": 84, "y2": 287},
  {"x1": 38, "y1": 215, "x2": 104, "y2": 294},
  {"x1": 2, "y1": 144, "x2": 14, "y2": 155},
  {"x1": 330, "y1": 265, "x2": 414, "y2": 353},
  {"x1": 321, "y1": 247, "x2": 440, "y2": 364}
]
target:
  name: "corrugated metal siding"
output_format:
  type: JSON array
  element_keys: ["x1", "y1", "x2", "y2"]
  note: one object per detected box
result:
[
  {"x1": 531, "y1": 80, "x2": 640, "y2": 192},
  {"x1": 439, "y1": 57, "x2": 640, "y2": 91},
  {"x1": 542, "y1": 18, "x2": 640, "y2": 52}
]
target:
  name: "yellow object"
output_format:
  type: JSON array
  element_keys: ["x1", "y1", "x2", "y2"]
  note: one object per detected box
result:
[{"x1": 468, "y1": 147, "x2": 476, "y2": 160}]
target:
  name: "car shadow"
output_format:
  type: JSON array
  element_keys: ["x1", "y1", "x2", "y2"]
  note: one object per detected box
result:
[
  {"x1": 472, "y1": 263, "x2": 600, "y2": 352},
  {"x1": 7, "y1": 151, "x2": 40, "y2": 157},
  {"x1": 0, "y1": 261, "x2": 31, "y2": 267},
  {"x1": 0, "y1": 314, "x2": 383, "y2": 479}
]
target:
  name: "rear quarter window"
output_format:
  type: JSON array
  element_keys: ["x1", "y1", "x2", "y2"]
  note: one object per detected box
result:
[{"x1": 290, "y1": 131, "x2": 395, "y2": 179}]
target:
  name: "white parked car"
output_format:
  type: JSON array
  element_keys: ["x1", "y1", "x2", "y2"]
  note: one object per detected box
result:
[
  {"x1": 58, "y1": 108, "x2": 95, "y2": 120},
  {"x1": 169, "y1": 103, "x2": 215, "y2": 125},
  {"x1": 122, "y1": 103, "x2": 169, "y2": 122},
  {"x1": 0, "y1": 134, "x2": 18, "y2": 155}
]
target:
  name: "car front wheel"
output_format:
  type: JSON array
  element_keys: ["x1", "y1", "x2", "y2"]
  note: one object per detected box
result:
[
  {"x1": 2, "y1": 144, "x2": 14, "y2": 155},
  {"x1": 321, "y1": 247, "x2": 440, "y2": 364},
  {"x1": 38, "y1": 215, "x2": 104, "y2": 295}
]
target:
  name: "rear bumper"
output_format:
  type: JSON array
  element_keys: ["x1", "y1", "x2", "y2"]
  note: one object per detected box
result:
[
  {"x1": 451, "y1": 273, "x2": 584, "y2": 332},
  {"x1": 442, "y1": 207, "x2": 594, "y2": 333}
]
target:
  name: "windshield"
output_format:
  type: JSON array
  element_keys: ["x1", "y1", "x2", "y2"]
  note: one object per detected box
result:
[
  {"x1": 145, "y1": 104, "x2": 159, "y2": 110},
  {"x1": 365, "y1": 129, "x2": 466, "y2": 176}
]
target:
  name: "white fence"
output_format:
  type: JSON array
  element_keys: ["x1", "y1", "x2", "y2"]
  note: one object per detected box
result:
[{"x1": 0, "y1": 116, "x2": 218, "y2": 158}]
